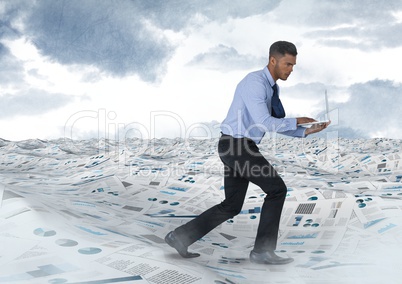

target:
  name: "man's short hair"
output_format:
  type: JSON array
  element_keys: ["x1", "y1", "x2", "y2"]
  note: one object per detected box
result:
[{"x1": 269, "y1": 41, "x2": 298, "y2": 59}]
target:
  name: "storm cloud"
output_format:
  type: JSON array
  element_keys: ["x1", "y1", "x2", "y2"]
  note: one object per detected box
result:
[
  {"x1": 334, "y1": 80, "x2": 402, "y2": 138},
  {"x1": 1, "y1": 0, "x2": 402, "y2": 139},
  {"x1": 187, "y1": 44, "x2": 265, "y2": 71},
  {"x1": 303, "y1": 1, "x2": 402, "y2": 50},
  {"x1": 1, "y1": 0, "x2": 280, "y2": 82}
]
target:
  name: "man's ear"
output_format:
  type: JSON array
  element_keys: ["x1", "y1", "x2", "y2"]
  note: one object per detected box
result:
[{"x1": 269, "y1": 56, "x2": 276, "y2": 66}]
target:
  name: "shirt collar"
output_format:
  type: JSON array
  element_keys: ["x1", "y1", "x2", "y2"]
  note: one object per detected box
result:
[{"x1": 263, "y1": 66, "x2": 276, "y2": 88}]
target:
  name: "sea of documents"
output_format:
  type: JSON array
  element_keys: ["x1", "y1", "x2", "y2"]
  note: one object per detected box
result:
[{"x1": 1, "y1": 136, "x2": 402, "y2": 283}]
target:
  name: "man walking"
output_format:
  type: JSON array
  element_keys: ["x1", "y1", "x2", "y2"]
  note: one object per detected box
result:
[{"x1": 165, "y1": 41, "x2": 330, "y2": 264}]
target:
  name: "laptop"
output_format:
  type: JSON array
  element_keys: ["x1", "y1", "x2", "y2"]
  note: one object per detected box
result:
[{"x1": 298, "y1": 90, "x2": 331, "y2": 127}]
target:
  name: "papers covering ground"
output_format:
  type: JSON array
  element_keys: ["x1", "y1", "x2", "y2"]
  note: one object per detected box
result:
[{"x1": 1, "y1": 137, "x2": 402, "y2": 283}]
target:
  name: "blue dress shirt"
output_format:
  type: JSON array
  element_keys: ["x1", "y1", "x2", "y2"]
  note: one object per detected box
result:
[{"x1": 220, "y1": 66, "x2": 306, "y2": 144}]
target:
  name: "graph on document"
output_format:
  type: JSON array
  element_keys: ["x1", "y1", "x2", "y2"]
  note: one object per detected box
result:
[{"x1": 285, "y1": 231, "x2": 320, "y2": 239}]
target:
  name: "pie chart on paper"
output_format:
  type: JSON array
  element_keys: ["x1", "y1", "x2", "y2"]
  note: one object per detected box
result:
[
  {"x1": 55, "y1": 239, "x2": 79, "y2": 247},
  {"x1": 33, "y1": 228, "x2": 57, "y2": 237},
  {"x1": 78, "y1": 247, "x2": 102, "y2": 255}
]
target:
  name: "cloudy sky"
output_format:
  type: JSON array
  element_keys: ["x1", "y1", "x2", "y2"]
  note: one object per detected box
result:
[{"x1": 1, "y1": 0, "x2": 402, "y2": 141}]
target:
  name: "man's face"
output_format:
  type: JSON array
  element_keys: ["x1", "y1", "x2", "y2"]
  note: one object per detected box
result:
[{"x1": 272, "y1": 53, "x2": 296, "y2": 81}]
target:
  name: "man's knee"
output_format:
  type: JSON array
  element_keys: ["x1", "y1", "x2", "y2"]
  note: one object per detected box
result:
[
  {"x1": 276, "y1": 179, "x2": 287, "y2": 195},
  {"x1": 264, "y1": 177, "x2": 287, "y2": 198},
  {"x1": 218, "y1": 201, "x2": 243, "y2": 218},
  {"x1": 230, "y1": 206, "x2": 243, "y2": 217}
]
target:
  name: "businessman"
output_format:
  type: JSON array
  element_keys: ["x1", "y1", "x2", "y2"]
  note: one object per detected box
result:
[{"x1": 165, "y1": 41, "x2": 330, "y2": 264}]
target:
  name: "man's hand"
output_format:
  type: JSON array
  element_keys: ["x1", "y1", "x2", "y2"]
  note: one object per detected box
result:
[
  {"x1": 296, "y1": 117, "x2": 316, "y2": 125},
  {"x1": 304, "y1": 121, "x2": 331, "y2": 135}
]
